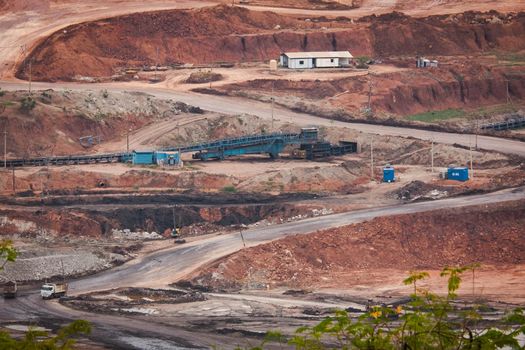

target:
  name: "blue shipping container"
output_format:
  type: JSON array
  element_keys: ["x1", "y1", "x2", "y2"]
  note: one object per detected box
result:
[
  {"x1": 132, "y1": 151, "x2": 155, "y2": 165},
  {"x1": 447, "y1": 167, "x2": 469, "y2": 181},
  {"x1": 383, "y1": 166, "x2": 395, "y2": 182}
]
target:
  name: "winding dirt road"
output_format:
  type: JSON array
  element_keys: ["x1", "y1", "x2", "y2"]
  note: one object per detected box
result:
[
  {"x1": 2, "y1": 81, "x2": 524, "y2": 157},
  {"x1": 1, "y1": 1, "x2": 524, "y2": 348},
  {"x1": 2, "y1": 186, "x2": 524, "y2": 348}
]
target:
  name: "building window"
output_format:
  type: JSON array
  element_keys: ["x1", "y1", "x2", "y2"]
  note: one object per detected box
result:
[{"x1": 299, "y1": 60, "x2": 304, "y2": 65}]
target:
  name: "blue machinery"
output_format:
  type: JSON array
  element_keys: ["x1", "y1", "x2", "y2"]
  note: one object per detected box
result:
[
  {"x1": 4, "y1": 128, "x2": 357, "y2": 167},
  {"x1": 480, "y1": 117, "x2": 525, "y2": 131}
]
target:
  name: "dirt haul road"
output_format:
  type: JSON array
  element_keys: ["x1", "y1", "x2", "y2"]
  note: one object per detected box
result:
[
  {"x1": 238, "y1": 0, "x2": 525, "y2": 17},
  {"x1": 2, "y1": 81, "x2": 524, "y2": 157},
  {"x1": 1, "y1": 187, "x2": 524, "y2": 348}
]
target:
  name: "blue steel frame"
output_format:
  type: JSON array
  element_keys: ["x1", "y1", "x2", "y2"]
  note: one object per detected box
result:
[{"x1": 4, "y1": 129, "x2": 319, "y2": 167}]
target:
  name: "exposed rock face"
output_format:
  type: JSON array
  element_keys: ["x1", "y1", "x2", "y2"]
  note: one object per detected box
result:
[{"x1": 16, "y1": 6, "x2": 525, "y2": 81}]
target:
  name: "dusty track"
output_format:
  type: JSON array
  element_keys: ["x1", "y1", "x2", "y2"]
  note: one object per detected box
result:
[
  {"x1": 2, "y1": 82, "x2": 523, "y2": 157},
  {"x1": 98, "y1": 114, "x2": 208, "y2": 152},
  {"x1": 238, "y1": 0, "x2": 525, "y2": 17},
  {"x1": 1, "y1": 186, "x2": 524, "y2": 348}
]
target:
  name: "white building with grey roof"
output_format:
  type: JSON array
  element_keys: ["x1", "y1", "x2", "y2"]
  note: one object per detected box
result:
[{"x1": 279, "y1": 51, "x2": 353, "y2": 69}]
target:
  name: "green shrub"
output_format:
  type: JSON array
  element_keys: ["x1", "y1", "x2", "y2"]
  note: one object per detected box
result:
[
  {"x1": 222, "y1": 185, "x2": 237, "y2": 193},
  {"x1": 407, "y1": 108, "x2": 465, "y2": 122},
  {"x1": 19, "y1": 96, "x2": 36, "y2": 112},
  {"x1": 243, "y1": 265, "x2": 525, "y2": 350},
  {"x1": 355, "y1": 56, "x2": 370, "y2": 69},
  {"x1": 0, "y1": 320, "x2": 91, "y2": 349}
]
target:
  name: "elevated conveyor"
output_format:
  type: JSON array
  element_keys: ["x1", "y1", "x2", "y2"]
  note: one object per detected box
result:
[{"x1": 3, "y1": 128, "x2": 321, "y2": 167}]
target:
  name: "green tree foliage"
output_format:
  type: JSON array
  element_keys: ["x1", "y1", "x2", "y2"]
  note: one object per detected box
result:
[
  {"x1": 243, "y1": 265, "x2": 525, "y2": 350},
  {"x1": 0, "y1": 239, "x2": 17, "y2": 270},
  {"x1": 355, "y1": 56, "x2": 370, "y2": 69},
  {"x1": 0, "y1": 320, "x2": 92, "y2": 350}
]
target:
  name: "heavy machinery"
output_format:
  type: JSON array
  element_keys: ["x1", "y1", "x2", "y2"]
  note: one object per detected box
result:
[
  {"x1": 3, "y1": 281, "x2": 17, "y2": 298},
  {"x1": 292, "y1": 141, "x2": 357, "y2": 160},
  {"x1": 40, "y1": 283, "x2": 68, "y2": 299},
  {"x1": 4, "y1": 127, "x2": 358, "y2": 167}
]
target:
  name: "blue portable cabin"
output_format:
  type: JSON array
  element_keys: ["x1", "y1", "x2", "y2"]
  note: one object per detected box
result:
[
  {"x1": 383, "y1": 166, "x2": 395, "y2": 183},
  {"x1": 447, "y1": 167, "x2": 469, "y2": 181},
  {"x1": 132, "y1": 150, "x2": 155, "y2": 165},
  {"x1": 155, "y1": 151, "x2": 180, "y2": 166}
]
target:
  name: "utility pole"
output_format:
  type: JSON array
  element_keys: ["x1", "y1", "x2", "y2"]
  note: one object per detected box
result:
[
  {"x1": 154, "y1": 47, "x2": 159, "y2": 82},
  {"x1": 240, "y1": 229, "x2": 246, "y2": 248},
  {"x1": 469, "y1": 137, "x2": 474, "y2": 179},
  {"x1": 12, "y1": 167, "x2": 15, "y2": 193},
  {"x1": 126, "y1": 129, "x2": 130, "y2": 154},
  {"x1": 370, "y1": 137, "x2": 374, "y2": 181},
  {"x1": 506, "y1": 79, "x2": 510, "y2": 105},
  {"x1": 431, "y1": 137, "x2": 434, "y2": 174},
  {"x1": 271, "y1": 82, "x2": 275, "y2": 132},
  {"x1": 3, "y1": 129, "x2": 6, "y2": 168},
  {"x1": 28, "y1": 59, "x2": 32, "y2": 95},
  {"x1": 475, "y1": 119, "x2": 478, "y2": 150},
  {"x1": 367, "y1": 79, "x2": 372, "y2": 113}
]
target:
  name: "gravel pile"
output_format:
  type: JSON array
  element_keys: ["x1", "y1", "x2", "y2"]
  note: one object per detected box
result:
[
  {"x1": 111, "y1": 229, "x2": 163, "y2": 240},
  {"x1": 0, "y1": 250, "x2": 126, "y2": 282}
]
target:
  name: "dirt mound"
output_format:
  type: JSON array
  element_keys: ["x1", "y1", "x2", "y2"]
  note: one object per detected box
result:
[
  {"x1": 392, "y1": 180, "x2": 458, "y2": 200},
  {"x1": 237, "y1": 162, "x2": 368, "y2": 194},
  {"x1": 185, "y1": 71, "x2": 223, "y2": 84},
  {"x1": 0, "y1": 89, "x2": 201, "y2": 157},
  {"x1": 189, "y1": 200, "x2": 525, "y2": 290},
  {"x1": 16, "y1": 7, "x2": 525, "y2": 82},
  {"x1": 62, "y1": 287, "x2": 205, "y2": 315}
]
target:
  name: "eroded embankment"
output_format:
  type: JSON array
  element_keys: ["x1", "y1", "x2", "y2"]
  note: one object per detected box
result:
[
  {"x1": 215, "y1": 62, "x2": 525, "y2": 116},
  {"x1": 0, "y1": 192, "x2": 318, "y2": 237},
  {"x1": 16, "y1": 6, "x2": 525, "y2": 81},
  {"x1": 188, "y1": 199, "x2": 525, "y2": 290}
]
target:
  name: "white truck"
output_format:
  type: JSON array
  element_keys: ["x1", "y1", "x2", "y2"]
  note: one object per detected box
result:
[{"x1": 40, "y1": 283, "x2": 68, "y2": 299}]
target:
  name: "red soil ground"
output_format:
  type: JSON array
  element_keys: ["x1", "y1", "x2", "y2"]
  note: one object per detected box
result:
[
  {"x1": 190, "y1": 200, "x2": 525, "y2": 291},
  {"x1": 221, "y1": 61, "x2": 525, "y2": 115},
  {"x1": 16, "y1": 6, "x2": 525, "y2": 82}
]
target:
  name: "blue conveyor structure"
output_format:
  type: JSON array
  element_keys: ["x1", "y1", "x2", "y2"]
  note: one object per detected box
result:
[
  {"x1": 480, "y1": 117, "x2": 525, "y2": 131},
  {"x1": 162, "y1": 128, "x2": 319, "y2": 160},
  {"x1": 3, "y1": 128, "x2": 323, "y2": 167}
]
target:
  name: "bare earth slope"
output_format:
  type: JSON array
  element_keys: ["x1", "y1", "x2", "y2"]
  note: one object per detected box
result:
[
  {"x1": 16, "y1": 6, "x2": 525, "y2": 81},
  {"x1": 190, "y1": 200, "x2": 525, "y2": 290}
]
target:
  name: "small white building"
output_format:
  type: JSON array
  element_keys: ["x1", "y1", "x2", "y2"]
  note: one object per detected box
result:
[
  {"x1": 280, "y1": 51, "x2": 353, "y2": 69},
  {"x1": 416, "y1": 57, "x2": 438, "y2": 68}
]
